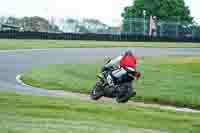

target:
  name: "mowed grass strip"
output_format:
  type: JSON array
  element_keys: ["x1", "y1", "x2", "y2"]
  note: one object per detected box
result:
[
  {"x1": 0, "y1": 39, "x2": 200, "y2": 50},
  {"x1": 21, "y1": 56, "x2": 200, "y2": 109},
  {"x1": 0, "y1": 91, "x2": 200, "y2": 133}
]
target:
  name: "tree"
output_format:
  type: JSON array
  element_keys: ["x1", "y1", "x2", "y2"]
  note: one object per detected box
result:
[
  {"x1": 81, "y1": 18, "x2": 109, "y2": 33},
  {"x1": 122, "y1": 0, "x2": 193, "y2": 23},
  {"x1": 60, "y1": 18, "x2": 79, "y2": 32},
  {"x1": 77, "y1": 25, "x2": 90, "y2": 33},
  {"x1": 48, "y1": 17, "x2": 61, "y2": 33},
  {"x1": 0, "y1": 16, "x2": 8, "y2": 24},
  {"x1": 60, "y1": 18, "x2": 110, "y2": 33},
  {"x1": 20, "y1": 16, "x2": 54, "y2": 32},
  {"x1": 6, "y1": 17, "x2": 20, "y2": 25}
]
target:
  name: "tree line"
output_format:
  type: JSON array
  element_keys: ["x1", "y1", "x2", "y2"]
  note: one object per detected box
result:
[{"x1": 0, "y1": 16, "x2": 119, "y2": 33}]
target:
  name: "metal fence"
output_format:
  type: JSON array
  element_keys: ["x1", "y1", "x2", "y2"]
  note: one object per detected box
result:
[
  {"x1": 1, "y1": 16, "x2": 200, "y2": 41},
  {"x1": 122, "y1": 17, "x2": 200, "y2": 39}
]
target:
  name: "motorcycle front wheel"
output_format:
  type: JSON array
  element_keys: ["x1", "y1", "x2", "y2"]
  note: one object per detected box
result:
[{"x1": 90, "y1": 81, "x2": 104, "y2": 100}]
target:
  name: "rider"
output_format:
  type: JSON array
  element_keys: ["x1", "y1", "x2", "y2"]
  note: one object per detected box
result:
[{"x1": 102, "y1": 50, "x2": 141, "y2": 95}]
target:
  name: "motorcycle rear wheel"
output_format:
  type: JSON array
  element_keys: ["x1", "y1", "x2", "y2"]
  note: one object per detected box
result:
[{"x1": 116, "y1": 86, "x2": 133, "y2": 103}]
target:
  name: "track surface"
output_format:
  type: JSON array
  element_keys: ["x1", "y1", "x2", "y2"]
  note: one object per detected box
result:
[{"x1": 1, "y1": 47, "x2": 200, "y2": 112}]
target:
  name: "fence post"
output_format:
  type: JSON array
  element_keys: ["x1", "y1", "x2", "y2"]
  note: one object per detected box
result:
[
  {"x1": 175, "y1": 22, "x2": 179, "y2": 38},
  {"x1": 159, "y1": 22, "x2": 163, "y2": 37},
  {"x1": 192, "y1": 27, "x2": 195, "y2": 39},
  {"x1": 129, "y1": 18, "x2": 132, "y2": 33}
]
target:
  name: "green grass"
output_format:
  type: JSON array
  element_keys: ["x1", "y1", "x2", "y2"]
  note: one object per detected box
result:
[
  {"x1": 21, "y1": 56, "x2": 200, "y2": 109},
  {"x1": 0, "y1": 91, "x2": 200, "y2": 133},
  {"x1": 0, "y1": 39, "x2": 200, "y2": 50}
]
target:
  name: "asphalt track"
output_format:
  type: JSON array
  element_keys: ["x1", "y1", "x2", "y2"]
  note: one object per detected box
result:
[{"x1": 0, "y1": 47, "x2": 200, "y2": 112}]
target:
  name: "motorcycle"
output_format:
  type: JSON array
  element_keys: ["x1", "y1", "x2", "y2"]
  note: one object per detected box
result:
[{"x1": 90, "y1": 59, "x2": 140, "y2": 103}]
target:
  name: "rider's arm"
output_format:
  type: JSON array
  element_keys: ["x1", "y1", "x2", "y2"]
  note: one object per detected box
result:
[{"x1": 104, "y1": 55, "x2": 123, "y2": 68}]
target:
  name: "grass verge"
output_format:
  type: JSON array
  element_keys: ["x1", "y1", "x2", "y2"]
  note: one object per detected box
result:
[
  {"x1": 0, "y1": 91, "x2": 200, "y2": 133},
  {"x1": 21, "y1": 56, "x2": 200, "y2": 109},
  {"x1": 0, "y1": 39, "x2": 200, "y2": 50}
]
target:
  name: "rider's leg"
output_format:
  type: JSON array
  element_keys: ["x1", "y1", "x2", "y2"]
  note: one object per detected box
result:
[
  {"x1": 111, "y1": 68, "x2": 127, "y2": 83},
  {"x1": 126, "y1": 81, "x2": 136, "y2": 96},
  {"x1": 106, "y1": 68, "x2": 126, "y2": 86},
  {"x1": 112, "y1": 69, "x2": 136, "y2": 97}
]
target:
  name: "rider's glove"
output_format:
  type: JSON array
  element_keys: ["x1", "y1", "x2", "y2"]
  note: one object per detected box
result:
[{"x1": 135, "y1": 71, "x2": 141, "y2": 80}]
